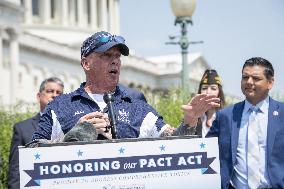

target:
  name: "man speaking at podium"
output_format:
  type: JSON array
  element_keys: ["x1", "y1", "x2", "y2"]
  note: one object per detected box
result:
[{"x1": 32, "y1": 31, "x2": 219, "y2": 142}]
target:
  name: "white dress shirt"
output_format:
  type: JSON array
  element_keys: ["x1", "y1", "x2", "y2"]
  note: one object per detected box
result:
[
  {"x1": 231, "y1": 96, "x2": 271, "y2": 188},
  {"x1": 201, "y1": 113, "x2": 216, "y2": 138}
]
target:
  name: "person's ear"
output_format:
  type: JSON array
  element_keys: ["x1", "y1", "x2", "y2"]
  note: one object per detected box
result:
[
  {"x1": 268, "y1": 77, "x2": 274, "y2": 90},
  {"x1": 81, "y1": 57, "x2": 90, "y2": 71},
  {"x1": 36, "y1": 92, "x2": 41, "y2": 103}
]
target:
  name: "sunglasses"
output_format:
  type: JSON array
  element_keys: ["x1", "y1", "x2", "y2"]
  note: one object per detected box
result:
[{"x1": 82, "y1": 34, "x2": 125, "y2": 58}]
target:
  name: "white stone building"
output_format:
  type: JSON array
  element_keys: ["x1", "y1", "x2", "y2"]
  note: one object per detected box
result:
[{"x1": 0, "y1": 0, "x2": 210, "y2": 108}]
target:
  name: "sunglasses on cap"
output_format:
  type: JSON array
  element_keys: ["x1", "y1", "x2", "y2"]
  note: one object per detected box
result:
[
  {"x1": 95, "y1": 33, "x2": 125, "y2": 45},
  {"x1": 81, "y1": 33, "x2": 126, "y2": 58}
]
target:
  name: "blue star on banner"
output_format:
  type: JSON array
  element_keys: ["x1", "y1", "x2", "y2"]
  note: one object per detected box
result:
[
  {"x1": 34, "y1": 153, "x2": 40, "y2": 160},
  {"x1": 200, "y1": 142, "x2": 206, "y2": 149},
  {"x1": 77, "y1": 150, "x2": 83, "y2": 157},
  {"x1": 201, "y1": 168, "x2": 208, "y2": 174},
  {"x1": 159, "y1": 145, "x2": 166, "y2": 151},
  {"x1": 34, "y1": 180, "x2": 41, "y2": 186},
  {"x1": 118, "y1": 147, "x2": 125, "y2": 154}
]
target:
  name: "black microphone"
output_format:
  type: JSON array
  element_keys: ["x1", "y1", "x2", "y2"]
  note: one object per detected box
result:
[{"x1": 103, "y1": 92, "x2": 118, "y2": 139}]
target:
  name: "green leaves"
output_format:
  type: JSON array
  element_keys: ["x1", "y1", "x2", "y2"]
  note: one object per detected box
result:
[
  {"x1": 0, "y1": 110, "x2": 34, "y2": 189},
  {"x1": 146, "y1": 89, "x2": 192, "y2": 128}
]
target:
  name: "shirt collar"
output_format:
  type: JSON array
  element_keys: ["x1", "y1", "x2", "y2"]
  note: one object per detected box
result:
[
  {"x1": 71, "y1": 82, "x2": 133, "y2": 102},
  {"x1": 244, "y1": 96, "x2": 269, "y2": 114}
]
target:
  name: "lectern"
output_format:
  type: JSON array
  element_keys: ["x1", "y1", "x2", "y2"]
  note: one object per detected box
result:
[{"x1": 19, "y1": 136, "x2": 220, "y2": 189}]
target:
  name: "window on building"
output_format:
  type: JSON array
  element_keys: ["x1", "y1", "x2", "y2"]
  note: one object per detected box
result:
[
  {"x1": 86, "y1": 0, "x2": 91, "y2": 25},
  {"x1": 97, "y1": 0, "x2": 102, "y2": 27},
  {"x1": 68, "y1": 0, "x2": 73, "y2": 24},
  {"x1": 18, "y1": 72, "x2": 22, "y2": 85},
  {"x1": 32, "y1": 0, "x2": 40, "y2": 16},
  {"x1": 106, "y1": 0, "x2": 110, "y2": 30},
  {"x1": 34, "y1": 76, "x2": 38, "y2": 88},
  {"x1": 75, "y1": 0, "x2": 78, "y2": 23},
  {"x1": 51, "y1": 0, "x2": 55, "y2": 19},
  {"x1": 50, "y1": 0, "x2": 60, "y2": 23}
]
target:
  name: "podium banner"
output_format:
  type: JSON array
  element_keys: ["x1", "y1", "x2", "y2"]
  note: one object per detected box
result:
[{"x1": 19, "y1": 136, "x2": 220, "y2": 189}]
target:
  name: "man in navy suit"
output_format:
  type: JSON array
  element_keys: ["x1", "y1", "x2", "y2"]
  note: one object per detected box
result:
[
  {"x1": 183, "y1": 57, "x2": 284, "y2": 189},
  {"x1": 8, "y1": 77, "x2": 64, "y2": 189}
]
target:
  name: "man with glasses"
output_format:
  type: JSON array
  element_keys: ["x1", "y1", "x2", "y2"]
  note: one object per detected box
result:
[{"x1": 32, "y1": 31, "x2": 219, "y2": 142}]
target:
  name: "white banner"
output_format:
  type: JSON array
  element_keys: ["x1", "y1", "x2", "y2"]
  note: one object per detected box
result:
[{"x1": 19, "y1": 137, "x2": 220, "y2": 189}]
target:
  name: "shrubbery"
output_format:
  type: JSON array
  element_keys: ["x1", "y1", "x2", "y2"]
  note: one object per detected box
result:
[
  {"x1": 147, "y1": 90, "x2": 191, "y2": 127},
  {"x1": 0, "y1": 110, "x2": 34, "y2": 189}
]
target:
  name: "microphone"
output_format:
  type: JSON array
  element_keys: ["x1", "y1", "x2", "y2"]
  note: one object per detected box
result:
[
  {"x1": 63, "y1": 122, "x2": 98, "y2": 142},
  {"x1": 103, "y1": 92, "x2": 118, "y2": 139}
]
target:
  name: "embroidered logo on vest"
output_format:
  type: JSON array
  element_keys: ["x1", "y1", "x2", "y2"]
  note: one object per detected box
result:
[
  {"x1": 117, "y1": 109, "x2": 130, "y2": 124},
  {"x1": 74, "y1": 110, "x2": 84, "y2": 116}
]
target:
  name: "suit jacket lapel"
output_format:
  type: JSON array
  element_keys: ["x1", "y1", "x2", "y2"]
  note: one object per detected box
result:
[
  {"x1": 231, "y1": 101, "x2": 245, "y2": 164},
  {"x1": 267, "y1": 98, "x2": 281, "y2": 157},
  {"x1": 32, "y1": 113, "x2": 40, "y2": 130}
]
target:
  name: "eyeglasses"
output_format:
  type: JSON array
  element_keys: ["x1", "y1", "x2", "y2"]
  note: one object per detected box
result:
[{"x1": 81, "y1": 33, "x2": 126, "y2": 58}]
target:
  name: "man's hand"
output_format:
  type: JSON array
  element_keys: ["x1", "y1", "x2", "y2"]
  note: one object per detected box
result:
[
  {"x1": 182, "y1": 94, "x2": 220, "y2": 126},
  {"x1": 78, "y1": 112, "x2": 112, "y2": 139}
]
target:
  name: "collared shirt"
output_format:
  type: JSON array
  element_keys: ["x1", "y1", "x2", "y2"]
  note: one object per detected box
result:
[
  {"x1": 231, "y1": 96, "x2": 271, "y2": 188},
  {"x1": 32, "y1": 83, "x2": 168, "y2": 141},
  {"x1": 201, "y1": 113, "x2": 216, "y2": 138}
]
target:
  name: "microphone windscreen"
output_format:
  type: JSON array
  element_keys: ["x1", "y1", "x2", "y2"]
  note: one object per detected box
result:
[
  {"x1": 103, "y1": 92, "x2": 113, "y2": 103},
  {"x1": 63, "y1": 122, "x2": 98, "y2": 142},
  {"x1": 25, "y1": 139, "x2": 54, "y2": 148}
]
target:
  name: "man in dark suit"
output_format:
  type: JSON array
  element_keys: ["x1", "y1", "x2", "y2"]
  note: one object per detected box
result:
[
  {"x1": 8, "y1": 77, "x2": 64, "y2": 189},
  {"x1": 183, "y1": 57, "x2": 284, "y2": 188}
]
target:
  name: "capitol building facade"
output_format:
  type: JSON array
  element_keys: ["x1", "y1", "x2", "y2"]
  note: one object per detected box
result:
[{"x1": 0, "y1": 0, "x2": 211, "y2": 108}]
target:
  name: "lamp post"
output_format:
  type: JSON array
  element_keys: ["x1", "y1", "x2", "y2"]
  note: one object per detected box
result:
[{"x1": 168, "y1": 0, "x2": 199, "y2": 92}]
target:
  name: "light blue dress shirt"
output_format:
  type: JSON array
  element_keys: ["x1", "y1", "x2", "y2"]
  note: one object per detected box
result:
[{"x1": 231, "y1": 96, "x2": 271, "y2": 189}]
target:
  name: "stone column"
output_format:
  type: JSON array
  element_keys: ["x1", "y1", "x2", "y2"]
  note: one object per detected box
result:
[
  {"x1": 99, "y1": 0, "x2": 108, "y2": 31},
  {"x1": 77, "y1": 0, "x2": 86, "y2": 27},
  {"x1": 24, "y1": 0, "x2": 33, "y2": 24},
  {"x1": 113, "y1": 0, "x2": 120, "y2": 34},
  {"x1": 42, "y1": 0, "x2": 51, "y2": 24},
  {"x1": 9, "y1": 29, "x2": 20, "y2": 105},
  {"x1": 90, "y1": 0, "x2": 98, "y2": 29},
  {"x1": 60, "y1": 0, "x2": 68, "y2": 26}
]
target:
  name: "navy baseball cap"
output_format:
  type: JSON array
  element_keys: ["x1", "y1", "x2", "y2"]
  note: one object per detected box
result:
[{"x1": 81, "y1": 31, "x2": 129, "y2": 58}]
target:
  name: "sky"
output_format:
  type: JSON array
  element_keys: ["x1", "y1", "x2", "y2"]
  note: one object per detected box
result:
[{"x1": 120, "y1": 0, "x2": 284, "y2": 99}]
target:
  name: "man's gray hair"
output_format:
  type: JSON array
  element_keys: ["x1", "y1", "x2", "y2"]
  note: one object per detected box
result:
[{"x1": 39, "y1": 77, "x2": 64, "y2": 92}]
